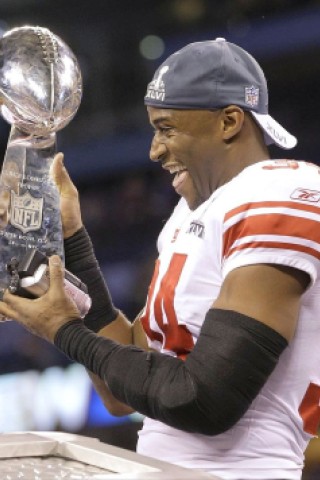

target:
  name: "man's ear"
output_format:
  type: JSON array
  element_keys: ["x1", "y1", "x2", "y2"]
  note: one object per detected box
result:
[{"x1": 221, "y1": 106, "x2": 245, "y2": 141}]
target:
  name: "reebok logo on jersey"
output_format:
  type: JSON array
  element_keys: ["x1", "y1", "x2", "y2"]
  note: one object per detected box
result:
[
  {"x1": 290, "y1": 188, "x2": 320, "y2": 203},
  {"x1": 186, "y1": 220, "x2": 205, "y2": 238}
]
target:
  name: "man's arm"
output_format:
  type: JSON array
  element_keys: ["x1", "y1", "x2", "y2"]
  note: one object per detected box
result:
[
  {"x1": 52, "y1": 262, "x2": 306, "y2": 434},
  {"x1": 52, "y1": 153, "x2": 149, "y2": 416},
  {"x1": 0, "y1": 257, "x2": 306, "y2": 435},
  {"x1": 213, "y1": 263, "x2": 310, "y2": 342},
  {"x1": 87, "y1": 314, "x2": 149, "y2": 416},
  {"x1": 63, "y1": 224, "x2": 150, "y2": 416}
]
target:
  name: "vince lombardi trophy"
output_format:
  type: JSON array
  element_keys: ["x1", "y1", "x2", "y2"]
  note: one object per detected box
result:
[{"x1": 0, "y1": 26, "x2": 82, "y2": 296}]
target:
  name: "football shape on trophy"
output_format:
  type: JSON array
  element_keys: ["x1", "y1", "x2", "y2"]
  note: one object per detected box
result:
[{"x1": 0, "y1": 25, "x2": 82, "y2": 137}]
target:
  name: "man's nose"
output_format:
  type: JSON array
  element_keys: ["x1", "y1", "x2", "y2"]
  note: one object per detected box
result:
[{"x1": 149, "y1": 136, "x2": 167, "y2": 162}]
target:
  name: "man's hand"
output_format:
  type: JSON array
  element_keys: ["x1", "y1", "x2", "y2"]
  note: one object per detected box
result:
[
  {"x1": 50, "y1": 153, "x2": 83, "y2": 238},
  {"x1": 0, "y1": 160, "x2": 21, "y2": 230},
  {"x1": 0, "y1": 190, "x2": 10, "y2": 230},
  {"x1": 0, "y1": 255, "x2": 81, "y2": 342}
]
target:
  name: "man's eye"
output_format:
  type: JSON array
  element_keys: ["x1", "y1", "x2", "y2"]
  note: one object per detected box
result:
[
  {"x1": 159, "y1": 126, "x2": 172, "y2": 133},
  {"x1": 152, "y1": 126, "x2": 174, "y2": 137}
]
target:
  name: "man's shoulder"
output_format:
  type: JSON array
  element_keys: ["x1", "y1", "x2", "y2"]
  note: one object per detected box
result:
[
  {"x1": 242, "y1": 159, "x2": 319, "y2": 180},
  {"x1": 229, "y1": 159, "x2": 320, "y2": 199},
  {"x1": 212, "y1": 159, "x2": 320, "y2": 222}
]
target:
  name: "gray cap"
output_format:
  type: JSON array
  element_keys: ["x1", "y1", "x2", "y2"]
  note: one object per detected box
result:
[{"x1": 144, "y1": 38, "x2": 297, "y2": 149}]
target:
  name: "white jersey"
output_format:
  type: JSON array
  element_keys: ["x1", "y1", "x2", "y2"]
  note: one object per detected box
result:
[{"x1": 138, "y1": 160, "x2": 320, "y2": 480}]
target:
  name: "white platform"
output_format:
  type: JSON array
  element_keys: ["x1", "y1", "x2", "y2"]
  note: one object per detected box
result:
[{"x1": 0, "y1": 431, "x2": 221, "y2": 479}]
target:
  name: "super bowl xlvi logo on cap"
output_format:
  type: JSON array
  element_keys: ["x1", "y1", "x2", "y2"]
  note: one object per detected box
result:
[
  {"x1": 145, "y1": 66, "x2": 169, "y2": 101},
  {"x1": 245, "y1": 86, "x2": 259, "y2": 108}
]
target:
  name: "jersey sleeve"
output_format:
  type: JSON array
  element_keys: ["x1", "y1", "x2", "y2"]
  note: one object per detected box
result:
[{"x1": 221, "y1": 163, "x2": 320, "y2": 284}]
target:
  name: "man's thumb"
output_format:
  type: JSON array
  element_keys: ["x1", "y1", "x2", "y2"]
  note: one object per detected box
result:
[{"x1": 48, "y1": 255, "x2": 65, "y2": 291}]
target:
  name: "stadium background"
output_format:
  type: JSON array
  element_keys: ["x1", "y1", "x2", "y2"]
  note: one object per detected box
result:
[{"x1": 0, "y1": 1, "x2": 319, "y2": 478}]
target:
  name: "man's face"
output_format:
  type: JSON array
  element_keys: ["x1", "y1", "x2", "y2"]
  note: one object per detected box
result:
[{"x1": 147, "y1": 106, "x2": 224, "y2": 210}]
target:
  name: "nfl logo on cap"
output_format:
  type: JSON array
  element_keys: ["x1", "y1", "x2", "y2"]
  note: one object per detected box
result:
[{"x1": 245, "y1": 86, "x2": 259, "y2": 108}]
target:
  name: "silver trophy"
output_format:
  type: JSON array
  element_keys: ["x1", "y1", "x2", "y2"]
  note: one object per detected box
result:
[{"x1": 0, "y1": 26, "x2": 82, "y2": 296}]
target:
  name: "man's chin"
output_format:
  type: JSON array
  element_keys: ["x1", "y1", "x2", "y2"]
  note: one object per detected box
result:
[{"x1": 174, "y1": 172, "x2": 200, "y2": 209}]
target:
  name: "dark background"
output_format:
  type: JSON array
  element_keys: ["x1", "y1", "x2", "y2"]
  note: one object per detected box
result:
[{"x1": 0, "y1": 1, "x2": 320, "y2": 478}]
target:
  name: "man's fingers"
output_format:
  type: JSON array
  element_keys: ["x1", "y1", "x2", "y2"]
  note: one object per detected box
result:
[
  {"x1": 48, "y1": 255, "x2": 65, "y2": 293},
  {"x1": 0, "y1": 298, "x2": 17, "y2": 320},
  {"x1": 2, "y1": 291, "x2": 32, "y2": 318},
  {"x1": 50, "y1": 153, "x2": 75, "y2": 193},
  {"x1": 50, "y1": 153, "x2": 63, "y2": 190},
  {"x1": 50, "y1": 153, "x2": 62, "y2": 185}
]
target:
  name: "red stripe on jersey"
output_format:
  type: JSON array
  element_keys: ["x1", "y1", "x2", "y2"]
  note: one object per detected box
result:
[
  {"x1": 140, "y1": 255, "x2": 194, "y2": 359},
  {"x1": 223, "y1": 213, "x2": 320, "y2": 260},
  {"x1": 140, "y1": 260, "x2": 163, "y2": 344},
  {"x1": 153, "y1": 253, "x2": 193, "y2": 359},
  {"x1": 225, "y1": 240, "x2": 320, "y2": 261},
  {"x1": 224, "y1": 201, "x2": 320, "y2": 222}
]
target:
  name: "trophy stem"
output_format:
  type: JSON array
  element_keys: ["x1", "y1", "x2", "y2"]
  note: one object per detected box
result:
[{"x1": 0, "y1": 126, "x2": 64, "y2": 295}]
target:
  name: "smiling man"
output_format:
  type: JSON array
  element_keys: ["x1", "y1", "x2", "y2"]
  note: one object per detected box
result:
[{"x1": 1, "y1": 38, "x2": 320, "y2": 480}]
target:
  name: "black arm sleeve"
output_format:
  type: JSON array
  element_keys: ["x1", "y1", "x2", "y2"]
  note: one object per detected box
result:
[
  {"x1": 64, "y1": 227, "x2": 118, "y2": 332},
  {"x1": 54, "y1": 308, "x2": 287, "y2": 435}
]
